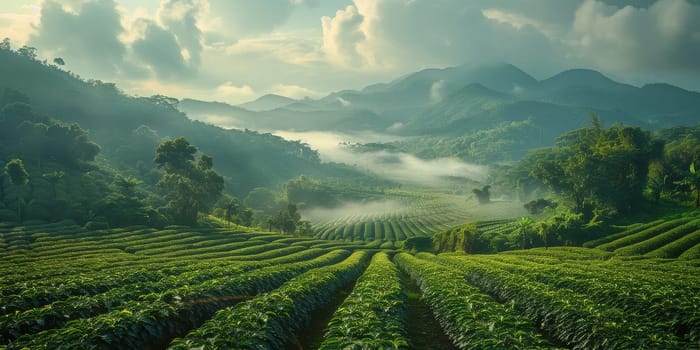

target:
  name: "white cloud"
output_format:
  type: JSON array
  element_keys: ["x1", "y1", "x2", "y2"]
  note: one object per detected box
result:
[
  {"x1": 273, "y1": 130, "x2": 488, "y2": 187},
  {"x1": 571, "y1": 0, "x2": 700, "y2": 72},
  {"x1": 430, "y1": 80, "x2": 445, "y2": 103},
  {"x1": 224, "y1": 31, "x2": 322, "y2": 65},
  {"x1": 321, "y1": 5, "x2": 369, "y2": 67},
  {"x1": 216, "y1": 81, "x2": 255, "y2": 97},
  {"x1": 337, "y1": 96, "x2": 351, "y2": 107}
]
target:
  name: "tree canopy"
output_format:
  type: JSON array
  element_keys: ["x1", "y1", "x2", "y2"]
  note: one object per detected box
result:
[
  {"x1": 155, "y1": 137, "x2": 224, "y2": 226},
  {"x1": 530, "y1": 116, "x2": 658, "y2": 215}
]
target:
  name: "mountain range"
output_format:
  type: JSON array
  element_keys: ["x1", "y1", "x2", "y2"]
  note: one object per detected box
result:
[{"x1": 180, "y1": 63, "x2": 700, "y2": 144}]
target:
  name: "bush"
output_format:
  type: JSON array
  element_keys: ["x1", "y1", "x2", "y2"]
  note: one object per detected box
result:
[{"x1": 402, "y1": 236, "x2": 433, "y2": 252}]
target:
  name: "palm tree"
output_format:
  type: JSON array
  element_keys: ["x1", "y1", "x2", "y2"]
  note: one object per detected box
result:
[{"x1": 518, "y1": 217, "x2": 534, "y2": 249}]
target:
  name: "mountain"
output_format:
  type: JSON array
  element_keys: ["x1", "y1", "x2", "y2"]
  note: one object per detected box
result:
[
  {"x1": 316, "y1": 63, "x2": 537, "y2": 113},
  {"x1": 0, "y1": 48, "x2": 371, "y2": 196},
  {"x1": 178, "y1": 98, "x2": 392, "y2": 132},
  {"x1": 239, "y1": 94, "x2": 297, "y2": 111}
]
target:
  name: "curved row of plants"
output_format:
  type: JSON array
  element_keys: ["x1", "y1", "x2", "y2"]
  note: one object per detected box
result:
[
  {"x1": 168, "y1": 251, "x2": 371, "y2": 349},
  {"x1": 433, "y1": 254, "x2": 693, "y2": 349},
  {"x1": 318, "y1": 252, "x2": 409, "y2": 349},
  {"x1": 394, "y1": 253, "x2": 553, "y2": 349},
  {"x1": 0, "y1": 248, "x2": 329, "y2": 343},
  {"x1": 6, "y1": 249, "x2": 352, "y2": 349}
]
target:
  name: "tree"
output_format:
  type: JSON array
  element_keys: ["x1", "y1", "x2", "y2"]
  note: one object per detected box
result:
[
  {"x1": 4, "y1": 158, "x2": 30, "y2": 221},
  {"x1": 0, "y1": 38, "x2": 10, "y2": 51},
  {"x1": 517, "y1": 217, "x2": 534, "y2": 249},
  {"x1": 43, "y1": 171, "x2": 64, "y2": 200},
  {"x1": 687, "y1": 162, "x2": 700, "y2": 207},
  {"x1": 17, "y1": 45, "x2": 37, "y2": 60},
  {"x1": 114, "y1": 175, "x2": 142, "y2": 197},
  {"x1": 472, "y1": 185, "x2": 491, "y2": 204},
  {"x1": 273, "y1": 203, "x2": 302, "y2": 234},
  {"x1": 530, "y1": 115, "x2": 655, "y2": 214},
  {"x1": 155, "y1": 137, "x2": 224, "y2": 226}
]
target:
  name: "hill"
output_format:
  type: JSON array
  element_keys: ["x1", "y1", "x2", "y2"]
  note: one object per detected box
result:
[
  {"x1": 238, "y1": 94, "x2": 297, "y2": 111},
  {"x1": 0, "y1": 48, "x2": 367, "y2": 196}
]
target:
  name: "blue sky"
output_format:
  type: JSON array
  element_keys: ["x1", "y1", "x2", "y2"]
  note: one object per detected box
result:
[{"x1": 2, "y1": 0, "x2": 699, "y2": 104}]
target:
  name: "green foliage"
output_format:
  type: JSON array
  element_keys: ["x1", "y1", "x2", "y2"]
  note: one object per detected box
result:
[
  {"x1": 432, "y1": 223, "x2": 481, "y2": 253},
  {"x1": 395, "y1": 253, "x2": 552, "y2": 349},
  {"x1": 269, "y1": 203, "x2": 302, "y2": 234},
  {"x1": 319, "y1": 252, "x2": 409, "y2": 349},
  {"x1": 155, "y1": 137, "x2": 224, "y2": 226},
  {"x1": 170, "y1": 251, "x2": 369, "y2": 350},
  {"x1": 529, "y1": 115, "x2": 656, "y2": 215},
  {"x1": 436, "y1": 254, "x2": 695, "y2": 348},
  {"x1": 402, "y1": 236, "x2": 433, "y2": 252},
  {"x1": 472, "y1": 185, "x2": 491, "y2": 204},
  {"x1": 4, "y1": 159, "x2": 29, "y2": 186}
]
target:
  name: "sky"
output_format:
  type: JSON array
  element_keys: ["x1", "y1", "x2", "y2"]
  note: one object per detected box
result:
[{"x1": 2, "y1": 0, "x2": 700, "y2": 104}]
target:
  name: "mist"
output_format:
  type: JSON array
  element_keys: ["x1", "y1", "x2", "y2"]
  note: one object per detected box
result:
[
  {"x1": 274, "y1": 130, "x2": 489, "y2": 187},
  {"x1": 301, "y1": 199, "x2": 406, "y2": 224}
]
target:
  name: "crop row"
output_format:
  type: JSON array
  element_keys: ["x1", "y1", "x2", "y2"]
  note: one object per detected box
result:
[
  {"x1": 6, "y1": 249, "x2": 352, "y2": 349},
  {"x1": 395, "y1": 253, "x2": 553, "y2": 349},
  {"x1": 0, "y1": 241, "x2": 304, "y2": 314},
  {"x1": 433, "y1": 254, "x2": 692, "y2": 349},
  {"x1": 464, "y1": 254, "x2": 700, "y2": 344},
  {"x1": 169, "y1": 251, "x2": 371, "y2": 349},
  {"x1": 318, "y1": 252, "x2": 409, "y2": 349},
  {"x1": 0, "y1": 248, "x2": 329, "y2": 343}
]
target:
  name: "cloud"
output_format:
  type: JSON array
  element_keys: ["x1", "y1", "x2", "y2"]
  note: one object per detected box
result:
[
  {"x1": 132, "y1": 20, "x2": 193, "y2": 80},
  {"x1": 571, "y1": 0, "x2": 700, "y2": 73},
  {"x1": 321, "y1": 5, "x2": 369, "y2": 67},
  {"x1": 205, "y1": 0, "x2": 297, "y2": 39},
  {"x1": 224, "y1": 31, "x2": 322, "y2": 65},
  {"x1": 430, "y1": 80, "x2": 446, "y2": 103},
  {"x1": 273, "y1": 130, "x2": 488, "y2": 187},
  {"x1": 216, "y1": 81, "x2": 255, "y2": 97},
  {"x1": 157, "y1": 0, "x2": 204, "y2": 68},
  {"x1": 30, "y1": 0, "x2": 127, "y2": 77},
  {"x1": 320, "y1": 0, "x2": 562, "y2": 73}
]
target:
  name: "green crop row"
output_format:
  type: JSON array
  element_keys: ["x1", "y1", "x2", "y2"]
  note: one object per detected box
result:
[
  {"x1": 644, "y1": 229, "x2": 700, "y2": 258},
  {"x1": 596, "y1": 217, "x2": 693, "y2": 251},
  {"x1": 318, "y1": 252, "x2": 409, "y2": 350},
  {"x1": 0, "y1": 248, "x2": 330, "y2": 344},
  {"x1": 0, "y1": 239, "x2": 290, "y2": 312},
  {"x1": 6, "y1": 250, "x2": 351, "y2": 350},
  {"x1": 458, "y1": 254, "x2": 700, "y2": 344},
  {"x1": 394, "y1": 253, "x2": 553, "y2": 349},
  {"x1": 614, "y1": 219, "x2": 700, "y2": 256},
  {"x1": 435, "y1": 254, "x2": 689, "y2": 349},
  {"x1": 582, "y1": 220, "x2": 665, "y2": 248},
  {"x1": 168, "y1": 251, "x2": 371, "y2": 349}
]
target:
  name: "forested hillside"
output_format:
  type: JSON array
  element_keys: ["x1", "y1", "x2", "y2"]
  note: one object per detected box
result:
[{"x1": 0, "y1": 46, "x2": 368, "y2": 196}]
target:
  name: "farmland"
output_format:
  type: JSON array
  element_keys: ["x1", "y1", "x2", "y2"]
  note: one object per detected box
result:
[
  {"x1": 2, "y1": 221, "x2": 699, "y2": 349},
  {"x1": 305, "y1": 191, "x2": 525, "y2": 245}
]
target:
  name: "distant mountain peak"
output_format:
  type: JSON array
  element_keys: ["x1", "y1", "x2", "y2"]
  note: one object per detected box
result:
[{"x1": 239, "y1": 94, "x2": 296, "y2": 111}]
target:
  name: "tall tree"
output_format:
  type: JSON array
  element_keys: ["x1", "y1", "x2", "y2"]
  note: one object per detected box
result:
[
  {"x1": 530, "y1": 115, "x2": 656, "y2": 214},
  {"x1": 155, "y1": 137, "x2": 224, "y2": 226},
  {"x1": 4, "y1": 158, "x2": 29, "y2": 221}
]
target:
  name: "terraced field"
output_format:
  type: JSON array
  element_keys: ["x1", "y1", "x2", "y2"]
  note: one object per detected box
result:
[
  {"x1": 2, "y1": 221, "x2": 698, "y2": 349},
  {"x1": 306, "y1": 192, "x2": 525, "y2": 245},
  {"x1": 584, "y1": 212, "x2": 700, "y2": 259}
]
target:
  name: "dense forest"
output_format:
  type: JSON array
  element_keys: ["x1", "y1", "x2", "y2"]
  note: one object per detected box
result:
[{"x1": 0, "y1": 42, "x2": 391, "y2": 230}]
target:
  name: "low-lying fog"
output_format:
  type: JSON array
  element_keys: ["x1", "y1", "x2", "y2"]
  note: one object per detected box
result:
[
  {"x1": 274, "y1": 130, "x2": 488, "y2": 187},
  {"x1": 301, "y1": 199, "x2": 406, "y2": 223}
]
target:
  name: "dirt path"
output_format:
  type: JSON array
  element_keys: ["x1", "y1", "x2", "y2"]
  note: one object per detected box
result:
[{"x1": 400, "y1": 270, "x2": 457, "y2": 350}]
